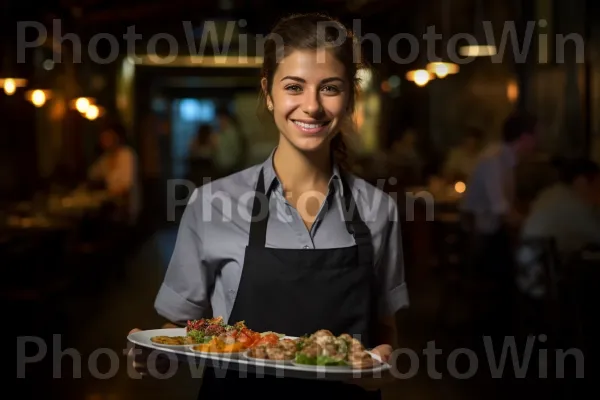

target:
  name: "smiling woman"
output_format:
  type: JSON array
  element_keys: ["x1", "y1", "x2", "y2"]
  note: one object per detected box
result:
[
  {"x1": 133, "y1": 12, "x2": 409, "y2": 400},
  {"x1": 260, "y1": 15, "x2": 361, "y2": 170}
]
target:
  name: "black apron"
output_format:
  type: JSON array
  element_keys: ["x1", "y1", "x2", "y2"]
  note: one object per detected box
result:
[{"x1": 198, "y1": 168, "x2": 381, "y2": 399}]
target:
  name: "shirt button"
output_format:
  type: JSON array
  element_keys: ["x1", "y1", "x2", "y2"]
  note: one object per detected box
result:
[{"x1": 303, "y1": 245, "x2": 310, "y2": 249}]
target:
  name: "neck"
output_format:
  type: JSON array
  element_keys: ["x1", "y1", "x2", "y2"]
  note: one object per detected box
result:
[{"x1": 272, "y1": 138, "x2": 332, "y2": 192}]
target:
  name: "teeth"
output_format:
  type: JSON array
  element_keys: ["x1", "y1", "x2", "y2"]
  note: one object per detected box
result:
[{"x1": 294, "y1": 121, "x2": 327, "y2": 129}]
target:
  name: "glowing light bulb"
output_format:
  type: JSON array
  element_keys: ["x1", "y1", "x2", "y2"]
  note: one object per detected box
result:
[
  {"x1": 435, "y1": 63, "x2": 449, "y2": 78},
  {"x1": 4, "y1": 79, "x2": 16, "y2": 95},
  {"x1": 413, "y1": 70, "x2": 430, "y2": 86},
  {"x1": 85, "y1": 105, "x2": 99, "y2": 120},
  {"x1": 454, "y1": 181, "x2": 466, "y2": 193},
  {"x1": 31, "y1": 90, "x2": 46, "y2": 107},
  {"x1": 75, "y1": 97, "x2": 90, "y2": 113}
]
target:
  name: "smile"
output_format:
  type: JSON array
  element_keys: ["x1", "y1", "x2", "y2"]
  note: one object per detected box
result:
[{"x1": 292, "y1": 120, "x2": 330, "y2": 134}]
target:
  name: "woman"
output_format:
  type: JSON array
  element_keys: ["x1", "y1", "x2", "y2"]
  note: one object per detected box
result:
[{"x1": 130, "y1": 13, "x2": 408, "y2": 398}]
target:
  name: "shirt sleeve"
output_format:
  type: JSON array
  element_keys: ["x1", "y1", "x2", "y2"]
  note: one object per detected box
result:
[
  {"x1": 154, "y1": 190, "x2": 214, "y2": 325},
  {"x1": 375, "y1": 199, "x2": 410, "y2": 317}
]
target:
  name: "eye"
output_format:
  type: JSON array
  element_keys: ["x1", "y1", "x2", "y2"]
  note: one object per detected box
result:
[
  {"x1": 284, "y1": 84, "x2": 302, "y2": 93},
  {"x1": 321, "y1": 85, "x2": 340, "y2": 94}
]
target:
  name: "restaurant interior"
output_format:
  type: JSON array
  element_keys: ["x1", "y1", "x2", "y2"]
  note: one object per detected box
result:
[{"x1": 3, "y1": 0, "x2": 598, "y2": 398}]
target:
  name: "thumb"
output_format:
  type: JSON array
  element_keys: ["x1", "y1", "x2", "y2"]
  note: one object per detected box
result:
[{"x1": 129, "y1": 328, "x2": 141, "y2": 335}]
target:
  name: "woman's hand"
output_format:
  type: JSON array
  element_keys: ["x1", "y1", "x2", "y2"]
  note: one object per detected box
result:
[
  {"x1": 127, "y1": 327, "x2": 179, "y2": 377},
  {"x1": 345, "y1": 344, "x2": 397, "y2": 391},
  {"x1": 371, "y1": 344, "x2": 393, "y2": 363}
]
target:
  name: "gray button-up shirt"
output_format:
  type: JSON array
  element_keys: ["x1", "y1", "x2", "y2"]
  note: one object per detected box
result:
[{"x1": 155, "y1": 152, "x2": 409, "y2": 325}]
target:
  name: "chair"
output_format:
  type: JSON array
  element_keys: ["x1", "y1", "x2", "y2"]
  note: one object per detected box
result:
[{"x1": 514, "y1": 236, "x2": 562, "y2": 340}]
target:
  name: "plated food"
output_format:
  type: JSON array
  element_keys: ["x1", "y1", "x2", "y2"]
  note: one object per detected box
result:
[
  {"x1": 147, "y1": 318, "x2": 378, "y2": 368},
  {"x1": 293, "y1": 330, "x2": 379, "y2": 369},
  {"x1": 149, "y1": 317, "x2": 285, "y2": 353},
  {"x1": 150, "y1": 336, "x2": 188, "y2": 346},
  {"x1": 129, "y1": 323, "x2": 389, "y2": 380},
  {"x1": 245, "y1": 338, "x2": 297, "y2": 361}
]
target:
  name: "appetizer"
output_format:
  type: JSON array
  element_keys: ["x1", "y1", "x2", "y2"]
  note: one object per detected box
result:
[
  {"x1": 192, "y1": 337, "x2": 245, "y2": 353},
  {"x1": 294, "y1": 330, "x2": 377, "y2": 369},
  {"x1": 246, "y1": 338, "x2": 297, "y2": 361},
  {"x1": 150, "y1": 336, "x2": 188, "y2": 345},
  {"x1": 149, "y1": 317, "x2": 286, "y2": 350}
]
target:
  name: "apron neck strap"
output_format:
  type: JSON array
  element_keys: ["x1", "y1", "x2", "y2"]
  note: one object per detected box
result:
[
  {"x1": 248, "y1": 168, "x2": 269, "y2": 247},
  {"x1": 248, "y1": 167, "x2": 373, "y2": 259}
]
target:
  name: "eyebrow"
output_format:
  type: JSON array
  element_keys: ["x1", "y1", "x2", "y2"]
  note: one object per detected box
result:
[{"x1": 280, "y1": 76, "x2": 345, "y2": 84}]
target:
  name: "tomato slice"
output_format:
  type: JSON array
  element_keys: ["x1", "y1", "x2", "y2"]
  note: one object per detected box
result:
[
  {"x1": 237, "y1": 332, "x2": 253, "y2": 346},
  {"x1": 253, "y1": 333, "x2": 279, "y2": 346}
]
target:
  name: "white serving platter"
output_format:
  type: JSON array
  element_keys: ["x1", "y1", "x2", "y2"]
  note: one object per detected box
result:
[{"x1": 127, "y1": 328, "x2": 391, "y2": 380}]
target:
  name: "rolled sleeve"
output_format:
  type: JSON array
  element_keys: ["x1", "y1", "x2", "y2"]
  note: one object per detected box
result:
[
  {"x1": 154, "y1": 190, "x2": 213, "y2": 325},
  {"x1": 375, "y1": 200, "x2": 410, "y2": 316}
]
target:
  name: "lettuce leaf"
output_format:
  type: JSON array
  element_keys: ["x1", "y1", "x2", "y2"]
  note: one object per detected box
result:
[
  {"x1": 316, "y1": 355, "x2": 347, "y2": 366},
  {"x1": 294, "y1": 353, "x2": 317, "y2": 365},
  {"x1": 187, "y1": 330, "x2": 212, "y2": 343}
]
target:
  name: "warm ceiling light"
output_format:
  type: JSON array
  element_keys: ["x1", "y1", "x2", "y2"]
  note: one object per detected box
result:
[
  {"x1": 458, "y1": 45, "x2": 497, "y2": 57},
  {"x1": 25, "y1": 89, "x2": 52, "y2": 107},
  {"x1": 426, "y1": 62, "x2": 459, "y2": 78},
  {"x1": 85, "y1": 105, "x2": 100, "y2": 120},
  {"x1": 406, "y1": 69, "x2": 432, "y2": 86},
  {"x1": 0, "y1": 78, "x2": 27, "y2": 95},
  {"x1": 70, "y1": 97, "x2": 96, "y2": 113}
]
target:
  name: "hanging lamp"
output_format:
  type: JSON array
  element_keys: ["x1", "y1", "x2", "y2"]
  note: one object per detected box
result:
[
  {"x1": 458, "y1": 0, "x2": 497, "y2": 57},
  {"x1": 426, "y1": 0, "x2": 459, "y2": 78},
  {"x1": 67, "y1": 55, "x2": 97, "y2": 114},
  {"x1": 405, "y1": 17, "x2": 435, "y2": 87},
  {"x1": 0, "y1": 35, "x2": 27, "y2": 95},
  {"x1": 24, "y1": 49, "x2": 53, "y2": 107}
]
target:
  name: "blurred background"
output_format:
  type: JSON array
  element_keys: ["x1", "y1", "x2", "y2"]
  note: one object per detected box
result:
[{"x1": 3, "y1": 0, "x2": 598, "y2": 398}]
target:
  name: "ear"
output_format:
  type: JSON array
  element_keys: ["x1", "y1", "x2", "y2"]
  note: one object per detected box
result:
[{"x1": 260, "y1": 78, "x2": 272, "y2": 108}]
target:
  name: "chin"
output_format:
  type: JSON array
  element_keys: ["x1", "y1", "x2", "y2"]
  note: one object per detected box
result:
[{"x1": 284, "y1": 133, "x2": 334, "y2": 156}]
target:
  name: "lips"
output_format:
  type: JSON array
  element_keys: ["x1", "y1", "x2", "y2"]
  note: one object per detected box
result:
[{"x1": 292, "y1": 120, "x2": 330, "y2": 134}]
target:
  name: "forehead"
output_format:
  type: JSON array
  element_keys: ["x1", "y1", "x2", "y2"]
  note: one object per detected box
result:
[{"x1": 274, "y1": 49, "x2": 347, "y2": 82}]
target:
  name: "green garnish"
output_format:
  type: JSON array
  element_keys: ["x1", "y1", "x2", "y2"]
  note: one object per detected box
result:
[
  {"x1": 294, "y1": 353, "x2": 316, "y2": 365},
  {"x1": 316, "y1": 355, "x2": 346, "y2": 366}
]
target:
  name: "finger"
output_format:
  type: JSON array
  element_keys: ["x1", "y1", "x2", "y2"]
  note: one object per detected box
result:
[
  {"x1": 371, "y1": 345, "x2": 392, "y2": 363},
  {"x1": 129, "y1": 328, "x2": 141, "y2": 335}
]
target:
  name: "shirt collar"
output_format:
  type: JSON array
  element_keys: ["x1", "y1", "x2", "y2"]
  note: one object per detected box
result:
[{"x1": 260, "y1": 147, "x2": 345, "y2": 196}]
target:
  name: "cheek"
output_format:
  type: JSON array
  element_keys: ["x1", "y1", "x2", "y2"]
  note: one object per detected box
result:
[
  {"x1": 272, "y1": 93, "x2": 299, "y2": 119},
  {"x1": 322, "y1": 98, "x2": 347, "y2": 118}
]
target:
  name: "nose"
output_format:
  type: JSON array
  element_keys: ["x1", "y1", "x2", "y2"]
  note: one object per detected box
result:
[{"x1": 301, "y1": 88, "x2": 323, "y2": 116}]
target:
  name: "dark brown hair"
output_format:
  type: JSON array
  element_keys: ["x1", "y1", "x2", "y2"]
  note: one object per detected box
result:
[{"x1": 259, "y1": 13, "x2": 366, "y2": 169}]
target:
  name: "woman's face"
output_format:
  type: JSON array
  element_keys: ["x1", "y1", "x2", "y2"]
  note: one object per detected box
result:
[{"x1": 263, "y1": 49, "x2": 350, "y2": 154}]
